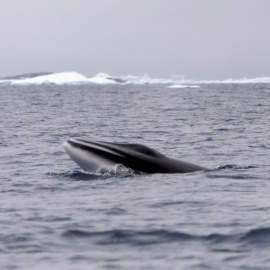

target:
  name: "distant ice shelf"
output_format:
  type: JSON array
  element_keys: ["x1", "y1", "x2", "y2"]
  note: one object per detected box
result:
[{"x1": 0, "y1": 71, "x2": 270, "y2": 86}]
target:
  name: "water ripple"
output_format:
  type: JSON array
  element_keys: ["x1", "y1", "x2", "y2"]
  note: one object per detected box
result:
[{"x1": 61, "y1": 227, "x2": 270, "y2": 248}]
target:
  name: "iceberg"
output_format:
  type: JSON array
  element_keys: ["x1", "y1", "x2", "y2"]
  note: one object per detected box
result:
[
  {"x1": 88, "y1": 73, "x2": 117, "y2": 84},
  {"x1": 0, "y1": 71, "x2": 270, "y2": 86},
  {"x1": 8, "y1": 72, "x2": 88, "y2": 85},
  {"x1": 220, "y1": 77, "x2": 270, "y2": 84},
  {"x1": 120, "y1": 74, "x2": 173, "y2": 85},
  {"x1": 192, "y1": 77, "x2": 270, "y2": 84},
  {"x1": 167, "y1": 84, "x2": 200, "y2": 89},
  {"x1": 0, "y1": 72, "x2": 119, "y2": 86}
]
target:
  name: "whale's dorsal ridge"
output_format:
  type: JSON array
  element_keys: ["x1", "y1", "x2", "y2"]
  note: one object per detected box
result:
[{"x1": 109, "y1": 142, "x2": 164, "y2": 158}]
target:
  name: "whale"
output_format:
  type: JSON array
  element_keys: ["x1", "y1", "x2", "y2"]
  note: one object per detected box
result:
[{"x1": 63, "y1": 138, "x2": 208, "y2": 174}]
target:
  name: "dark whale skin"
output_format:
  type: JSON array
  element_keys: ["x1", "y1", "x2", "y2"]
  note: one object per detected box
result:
[{"x1": 64, "y1": 139, "x2": 208, "y2": 174}]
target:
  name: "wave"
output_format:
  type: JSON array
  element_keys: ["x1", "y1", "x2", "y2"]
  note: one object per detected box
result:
[
  {"x1": 3, "y1": 227, "x2": 270, "y2": 252},
  {"x1": 216, "y1": 164, "x2": 257, "y2": 170},
  {"x1": 47, "y1": 170, "x2": 108, "y2": 181},
  {"x1": 48, "y1": 164, "x2": 257, "y2": 181},
  {"x1": 62, "y1": 229, "x2": 197, "y2": 246},
  {"x1": 61, "y1": 227, "x2": 270, "y2": 247},
  {"x1": 239, "y1": 227, "x2": 270, "y2": 245},
  {"x1": 1, "y1": 71, "x2": 270, "y2": 86}
]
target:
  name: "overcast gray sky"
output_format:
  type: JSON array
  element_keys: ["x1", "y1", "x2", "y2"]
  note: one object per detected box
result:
[{"x1": 1, "y1": 0, "x2": 270, "y2": 79}]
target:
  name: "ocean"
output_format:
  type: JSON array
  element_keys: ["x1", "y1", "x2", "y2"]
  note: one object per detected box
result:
[{"x1": 1, "y1": 82, "x2": 270, "y2": 269}]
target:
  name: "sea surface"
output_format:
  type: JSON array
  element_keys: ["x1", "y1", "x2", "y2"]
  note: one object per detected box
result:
[{"x1": 1, "y1": 83, "x2": 270, "y2": 269}]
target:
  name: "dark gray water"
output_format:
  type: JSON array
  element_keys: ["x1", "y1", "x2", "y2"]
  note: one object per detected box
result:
[{"x1": 1, "y1": 83, "x2": 270, "y2": 269}]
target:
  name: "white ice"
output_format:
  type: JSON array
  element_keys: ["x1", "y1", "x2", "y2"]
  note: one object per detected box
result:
[
  {"x1": 167, "y1": 84, "x2": 200, "y2": 89},
  {"x1": 1, "y1": 71, "x2": 270, "y2": 86},
  {"x1": 10, "y1": 72, "x2": 88, "y2": 85}
]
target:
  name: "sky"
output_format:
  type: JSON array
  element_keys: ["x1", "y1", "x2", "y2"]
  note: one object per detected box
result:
[{"x1": 1, "y1": 0, "x2": 270, "y2": 80}]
